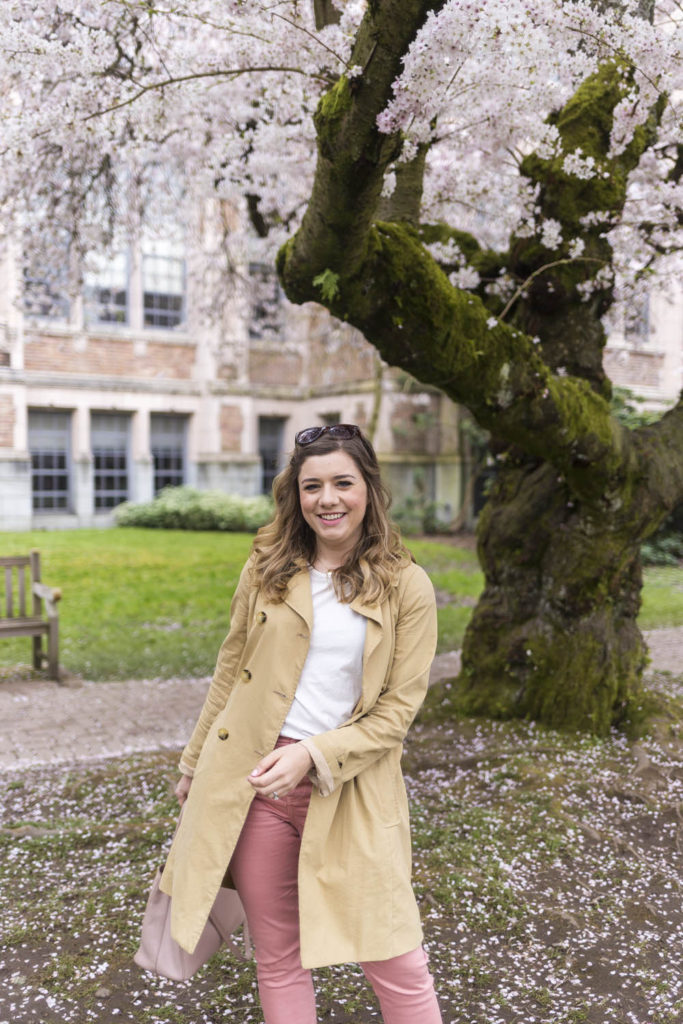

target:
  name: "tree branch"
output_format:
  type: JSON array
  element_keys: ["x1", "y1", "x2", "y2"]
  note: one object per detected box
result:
[
  {"x1": 83, "y1": 65, "x2": 333, "y2": 122},
  {"x1": 376, "y1": 142, "x2": 430, "y2": 225},
  {"x1": 498, "y1": 257, "x2": 603, "y2": 321},
  {"x1": 279, "y1": 28, "x2": 652, "y2": 505},
  {"x1": 289, "y1": 218, "x2": 638, "y2": 504},
  {"x1": 279, "y1": 0, "x2": 446, "y2": 282}
]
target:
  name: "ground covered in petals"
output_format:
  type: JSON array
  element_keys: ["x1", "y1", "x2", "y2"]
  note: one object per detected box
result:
[{"x1": 1, "y1": 676, "x2": 682, "y2": 1024}]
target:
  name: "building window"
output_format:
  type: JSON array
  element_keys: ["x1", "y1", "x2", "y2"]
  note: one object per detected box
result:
[
  {"x1": 85, "y1": 252, "x2": 129, "y2": 325},
  {"x1": 624, "y1": 295, "x2": 651, "y2": 348},
  {"x1": 28, "y1": 410, "x2": 71, "y2": 512},
  {"x1": 143, "y1": 240, "x2": 185, "y2": 329},
  {"x1": 151, "y1": 414, "x2": 187, "y2": 494},
  {"x1": 249, "y1": 262, "x2": 281, "y2": 338},
  {"x1": 258, "y1": 416, "x2": 286, "y2": 495},
  {"x1": 91, "y1": 413, "x2": 130, "y2": 510}
]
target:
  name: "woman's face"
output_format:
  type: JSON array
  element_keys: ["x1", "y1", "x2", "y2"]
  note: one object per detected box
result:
[{"x1": 297, "y1": 450, "x2": 368, "y2": 553}]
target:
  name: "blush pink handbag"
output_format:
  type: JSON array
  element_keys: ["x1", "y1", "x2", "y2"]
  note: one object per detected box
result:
[{"x1": 134, "y1": 810, "x2": 251, "y2": 981}]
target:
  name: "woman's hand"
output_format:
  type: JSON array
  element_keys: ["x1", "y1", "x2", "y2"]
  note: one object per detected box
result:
[
  {"x1": 175, "y1": 773, "x2": 193, "y2": 806},
  {"x1": 248, "y1": 743, "x2": 314, "y2": 798}
]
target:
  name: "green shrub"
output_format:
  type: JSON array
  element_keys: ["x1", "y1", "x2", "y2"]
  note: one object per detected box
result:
[
  {"x1": 114, "y1": 486, "x2": 274, "y2": 532},
  {"x1": 393, "y1": 497, "x2": 452, "y2": 536},
  {"x1": 641, "y1": 529, "x2": 683, "y2": 567}
]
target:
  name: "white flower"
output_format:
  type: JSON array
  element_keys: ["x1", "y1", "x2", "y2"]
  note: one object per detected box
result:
[
  {"x1": 426, "y1": 238, "x2": 463, "y2": 263},
  {"x1": 568, "y1": 238, "x2": 585, "y2": 258},
  {"x1": 381, "y1": 171, "x2": 396, "y2": 198},
  {"x1": 563, "y1": 148, "x2": 597, "y2": 180},
  {"x1": 541, "y1": 218, "x2": 563, "y2": 250},
  {"x1": 449, "y1": 266, "x2": 481, "y2": 289}
]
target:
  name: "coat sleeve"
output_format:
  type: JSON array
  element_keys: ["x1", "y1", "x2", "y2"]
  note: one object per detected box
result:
[
  {"x1": 300, "y1": 563, "x2": 437, "y2": 797},
  {"x1": 178, "y1": 559, "x2": 252, "y2": 776}
]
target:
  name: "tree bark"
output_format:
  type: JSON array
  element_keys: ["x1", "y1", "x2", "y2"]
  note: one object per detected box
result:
[{"x1": 279, "y1": 0, "x2": 683, "y2": 732}]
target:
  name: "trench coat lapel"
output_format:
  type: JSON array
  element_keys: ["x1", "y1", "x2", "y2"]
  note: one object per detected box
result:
[
  {"x1": 350, "y1": 596, "x2": 384, "y2": 711},
  {"x1": 284, "y1": 569, "x2": 382, "y2": 661},
  {"x1": 283, "y1": 567, "x2": 314, "y2": 630},
  {"x1": 350, "y1": 595, "x2": 383, "y2": 667}
]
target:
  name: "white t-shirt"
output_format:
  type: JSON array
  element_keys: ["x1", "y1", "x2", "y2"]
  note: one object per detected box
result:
[{"x1": 280, "y1": 567, "x2": 367, "y2": 739}]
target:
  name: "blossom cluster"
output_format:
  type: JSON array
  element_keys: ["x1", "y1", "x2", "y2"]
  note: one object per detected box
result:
[{"x1": 0, "y1": 0, "x2": 680, "y2": 318}]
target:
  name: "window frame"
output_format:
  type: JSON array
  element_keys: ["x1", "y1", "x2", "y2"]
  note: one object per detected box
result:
[{"x1": 28, "y1": 409, "x2": 73, "y2": 514}]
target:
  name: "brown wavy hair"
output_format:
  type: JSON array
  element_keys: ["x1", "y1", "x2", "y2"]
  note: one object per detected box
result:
[{"x1": 250, "y1": 429, "x2": 411, "y2": 604}]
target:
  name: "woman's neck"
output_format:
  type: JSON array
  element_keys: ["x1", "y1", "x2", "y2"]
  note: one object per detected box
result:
[{"x1": 312, "y1": 543, "x2": 353, "y2": 572}]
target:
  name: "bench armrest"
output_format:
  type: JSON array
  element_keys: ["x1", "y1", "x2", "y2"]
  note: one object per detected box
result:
[{"x1": 33, "y1": 583, "x2": 62, "y2": 616}]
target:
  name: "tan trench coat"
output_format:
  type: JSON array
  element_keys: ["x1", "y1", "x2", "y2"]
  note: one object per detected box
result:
[{"x1": 159, "y1": 558, "x2": 437, "y2": 969}]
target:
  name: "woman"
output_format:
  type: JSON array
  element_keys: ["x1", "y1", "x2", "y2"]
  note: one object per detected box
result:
[{"x1": 160, "y1": 424, "x2": 443, "y2": 1024}]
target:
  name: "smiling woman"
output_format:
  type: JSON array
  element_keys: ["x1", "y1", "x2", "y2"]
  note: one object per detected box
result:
[
  {"x1": 297, "y1": 449, "x2": 368, "y2": 565},
  {"x1": 157, "y1": 424, "x2": 444, "y2": 1024}
]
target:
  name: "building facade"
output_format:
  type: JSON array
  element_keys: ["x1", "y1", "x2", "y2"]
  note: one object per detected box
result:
[
  {"x1": 0, "y1": 228, "x2": 465, "y2": 531},
  {"x1": 603, "y1": 283, "x2": 683, "y2": 410}
]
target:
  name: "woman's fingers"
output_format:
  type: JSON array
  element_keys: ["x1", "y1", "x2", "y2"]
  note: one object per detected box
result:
[
  {"x1": 175, "y1": 773, "x2": 193, "y2": 805},
  {"x1": 247, "y1": 743, "x2": 313, "y2": 796},
  {"x1": 249, "y1": 748, "x2": 281, "y2": 777}
]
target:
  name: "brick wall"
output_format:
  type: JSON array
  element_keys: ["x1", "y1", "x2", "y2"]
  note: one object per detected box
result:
[
  {"x1": 220, "y1": 403, "x2": 244, "y2": 451},
  {"x1": 248, "y1": 349, "x2": 303, "y2": 386},
  {"x1": 24, "y1": 333, "x2": 195, "y2": 379},
  {"x1": 603, "y1": 349, "x2": 664, "y2": 391},
  {"x1": 308, "y1": 332, "x2": 375, "y2": 387},
  {"x1": 390, "y1": 395, "x2": 441, "y2": 455},
  {"x1": 0, "y1": 395, "x2": 14, "y2": 447}
]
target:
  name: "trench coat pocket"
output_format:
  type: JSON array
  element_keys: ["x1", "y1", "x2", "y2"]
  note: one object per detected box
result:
[{"x1": 367, "y1": 753, "x2": 402, "y2": 827}]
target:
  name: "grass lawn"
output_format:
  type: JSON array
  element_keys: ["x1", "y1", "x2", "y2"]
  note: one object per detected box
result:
[
  {"x1": 0, "y1": 529, "x2": 681, "y2": 679},
  {"x1": 0, "y1": 530, "x2": 253, "y2": 680}
]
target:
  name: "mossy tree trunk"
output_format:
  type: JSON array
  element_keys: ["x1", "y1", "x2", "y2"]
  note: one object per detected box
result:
[{"x1": 278, "y1": 0, "x2": 683, "y2": 733}]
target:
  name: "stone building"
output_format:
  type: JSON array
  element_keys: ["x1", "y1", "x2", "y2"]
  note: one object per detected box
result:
[
  {"x1": 603, "y1": 283, "x2": 683, "y2": 410},
  {"x1": 0, "y1": 225, "x2": 464, "y2": 531}
]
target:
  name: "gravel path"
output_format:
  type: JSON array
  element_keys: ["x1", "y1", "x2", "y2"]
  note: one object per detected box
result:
[
  {"x1": 1, "y1": 628, "x2": 680, "y2": 771},
  {"x1": 643, "y1": 626, "x2": 683, "y2": 674}
]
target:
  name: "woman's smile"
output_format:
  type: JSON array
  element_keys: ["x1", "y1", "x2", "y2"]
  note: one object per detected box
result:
[{"x1": 298, "y1": 451, "x2": 368, "y2": 556}]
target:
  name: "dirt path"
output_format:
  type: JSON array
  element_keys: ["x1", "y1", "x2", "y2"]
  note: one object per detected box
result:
[
  {"x1": 643, "y1": 627, "x2": 683, "y2": 674},
  {"x1": 1, "y1": 627, "x2": 681, "y2": 771}
]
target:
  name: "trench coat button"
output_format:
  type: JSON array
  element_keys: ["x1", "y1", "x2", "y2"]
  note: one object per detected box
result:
[
  {"x1": 257, "y1": 611, "x2": 267, "y2": 624},
  {"x1": 217, "y1": 728, "x2": 229, "y2": 740},
  {"x1": 241, "y1": 668, "x2": 252, "y2": 682}
]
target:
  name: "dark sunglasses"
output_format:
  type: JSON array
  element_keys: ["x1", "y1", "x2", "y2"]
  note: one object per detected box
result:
[{"x1": 295, "y1": 424, "x2": 362, "y2": 446}]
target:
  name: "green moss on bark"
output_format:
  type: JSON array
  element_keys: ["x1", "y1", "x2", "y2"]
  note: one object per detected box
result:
[
  {"x1": 314, "y1": 75, "x2": 352, "y2": 157},
  {"x1": 452, "y1": 458, "x2": 648, "y2": 735}
]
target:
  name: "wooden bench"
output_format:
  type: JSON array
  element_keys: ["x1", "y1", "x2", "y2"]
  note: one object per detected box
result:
[{"x1": 0, "y1": 551, "x2": 62, "y2": 680}]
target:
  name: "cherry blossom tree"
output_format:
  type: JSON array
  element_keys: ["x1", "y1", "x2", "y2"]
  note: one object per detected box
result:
[{"x1": 1, "y1": 0, "x2": 682, "y2": 732}]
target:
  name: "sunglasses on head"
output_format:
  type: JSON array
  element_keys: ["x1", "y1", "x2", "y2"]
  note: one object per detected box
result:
[{"x1": 294, "y1": 424, "x2": 362, "y2": 446}]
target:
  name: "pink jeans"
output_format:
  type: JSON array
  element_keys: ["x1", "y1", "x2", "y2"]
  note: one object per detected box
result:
[{"x1": 229, "y1": 738, "x2": 443, "y2": 1024}]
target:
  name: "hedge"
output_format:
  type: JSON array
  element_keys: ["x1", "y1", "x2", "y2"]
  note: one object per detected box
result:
[{"x1": 114, "y1": 486, "x2": 274, "y2": 532}]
